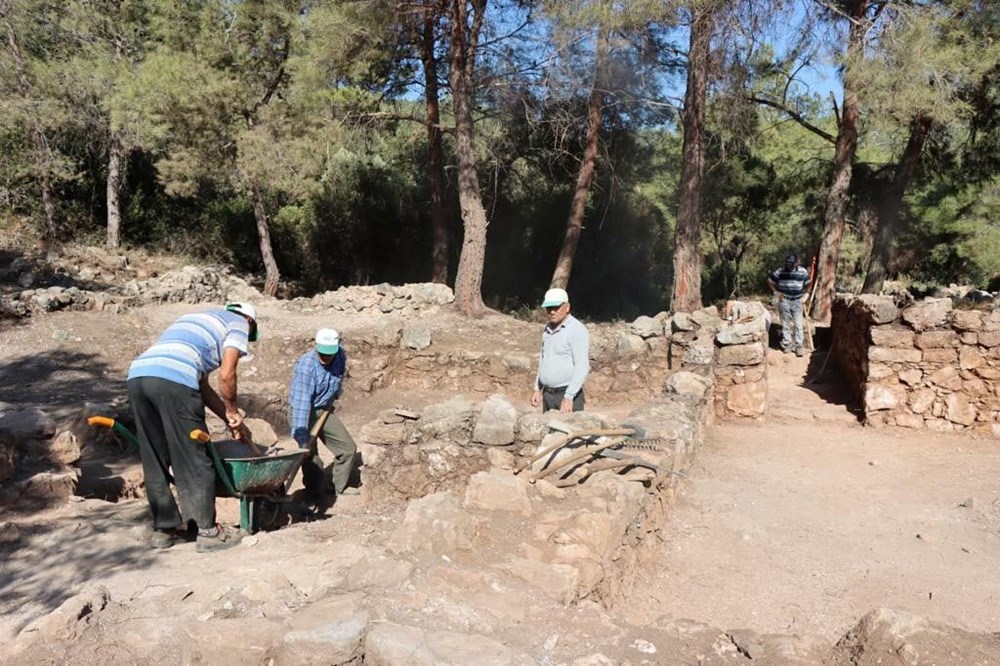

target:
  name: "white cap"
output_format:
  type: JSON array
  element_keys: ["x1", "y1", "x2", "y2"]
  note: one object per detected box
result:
[
  {"x1": 225, "y1": 301, "x2": 257, "y2": 322},
  {"x1": 541, "y1": 288, "x2": 569, "y2": 308},
  {"x1": 315, "y1": 328, "x2": 340, "y2": 355}
]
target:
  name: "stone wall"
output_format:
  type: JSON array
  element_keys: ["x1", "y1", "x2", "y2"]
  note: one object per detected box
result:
[
  {"x1": 831, "y1": 294, "x2": 1000, "y2": 433},
  {"x1": 357, "y1": 381, "x2": 713, "y2": 607},
  {"x1": 667, "y1": 302, "x2": 769, "y2": 419}
]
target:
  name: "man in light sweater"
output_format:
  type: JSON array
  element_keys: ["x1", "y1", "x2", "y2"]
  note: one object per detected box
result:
[{"x1": 531, "y1": 288, "x2": 590, "y2": 413}]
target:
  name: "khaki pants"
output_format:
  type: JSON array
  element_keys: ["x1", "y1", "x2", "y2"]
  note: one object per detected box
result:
[{"x1": 293, "y1": 407, "x2": 358, "y2": 497}]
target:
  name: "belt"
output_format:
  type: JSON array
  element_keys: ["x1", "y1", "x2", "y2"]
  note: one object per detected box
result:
[
  {"x1": 540, "y1": 385, "x2": 568, "y2": 394},
  {"x1": 782, "y1": 294, "x2": 803, "y2": 301}
]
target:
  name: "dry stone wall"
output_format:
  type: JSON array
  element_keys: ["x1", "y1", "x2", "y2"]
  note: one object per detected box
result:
[
  {"x1": 668, "y1": 302, "x2": 769, "y2": 419},
  {"x1": 831, "y1": 294, "x2": 1000, "y2": 433}
]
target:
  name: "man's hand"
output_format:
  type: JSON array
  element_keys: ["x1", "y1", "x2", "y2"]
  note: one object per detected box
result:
[
  {"x1": 531, "y1": 389, "x2": 541, "y2": 408},
  {"x1": 559, "y1": 398, "x2": 573, "y2": 412},
  {"x1": 231, "y1": 421, "x2": 253, "y2": 442},
  {"x1": 771, "y1": 292, "x2": 783, "y2": 306}
]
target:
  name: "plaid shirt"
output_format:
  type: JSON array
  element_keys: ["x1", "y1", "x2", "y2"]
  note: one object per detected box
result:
[{"x1": 288, "y1": 349, "x2": 346, "y2": 446}]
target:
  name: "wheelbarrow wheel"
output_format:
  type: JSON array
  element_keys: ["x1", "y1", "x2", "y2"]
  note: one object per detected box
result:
[{"x1": 257, "y1": 499, "x2": 290, "y2": 532}]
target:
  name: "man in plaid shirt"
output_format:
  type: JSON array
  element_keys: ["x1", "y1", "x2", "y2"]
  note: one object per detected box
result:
[{"x1": 288, "y1": 328, "x2": 359, "y2": 511}]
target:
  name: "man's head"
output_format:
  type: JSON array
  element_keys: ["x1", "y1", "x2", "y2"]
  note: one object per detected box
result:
[
  {"x1": 785, "y1": 253, "x2": 799, "y2": 270},
  {"x1": 541, "y1": 287, "x2": 570, "y2": 326},
  {"x1": 225, "y1": 302, "x2": 259, "y2": 342},
  {"x1": 314, "y1": 328, "x2": 340, "y2": 365}
]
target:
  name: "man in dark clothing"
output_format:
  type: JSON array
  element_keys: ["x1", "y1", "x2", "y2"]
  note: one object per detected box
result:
[{"x1": 767, "y1": 254, "x2": 811, "y2": 356}]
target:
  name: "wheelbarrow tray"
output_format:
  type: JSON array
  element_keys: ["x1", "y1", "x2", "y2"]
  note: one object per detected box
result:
[{"x1": 215, "y1": 449, "x2": 307, "y2": 496}]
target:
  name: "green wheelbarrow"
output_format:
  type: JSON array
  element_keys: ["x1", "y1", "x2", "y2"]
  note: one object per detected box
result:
[{"x1": 87, "y1": 416, "x2": 307, "y2": 534}]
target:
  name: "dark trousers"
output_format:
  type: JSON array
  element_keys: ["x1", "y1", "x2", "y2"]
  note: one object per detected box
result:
[
  {"x1": 293, "y1": 407, "x2": 358, "y2": 498},
  {"x1": 127, "y1": 376, "x2": 215, "y2": 531},
  {"x1": 541, "y1": 387, "x2": 585, "y2": 413}
]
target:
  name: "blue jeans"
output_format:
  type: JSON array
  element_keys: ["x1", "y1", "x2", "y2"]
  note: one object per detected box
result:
[{"x1": 778, "y1": 297, "x2": 804, "y2": 351}]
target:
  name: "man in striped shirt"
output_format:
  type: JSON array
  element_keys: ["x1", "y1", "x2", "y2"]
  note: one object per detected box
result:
[
  {"x1": 287, "y1": 328, "x2": 358, "y2": 513},
  {"x1": 767, "y1": 254, "x2": 811, "y2": 357},
  {"x1": 126, "y1": 302, "x2": 257, "y2": 552}
]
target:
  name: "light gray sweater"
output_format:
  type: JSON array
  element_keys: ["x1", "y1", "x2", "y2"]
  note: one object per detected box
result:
[{"x1": 534, "y1": 314, "x2": 590, "y2": 398}]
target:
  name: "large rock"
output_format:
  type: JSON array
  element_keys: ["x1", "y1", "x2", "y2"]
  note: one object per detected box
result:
[
  {"x1": 389, "y1": 492, "x2": 475, "y2": 556},
  {"x1": 665, "y1": 371, "x2": 712, "y2": 399},
  {"x1": 831, "y1": 608, "x2": 1000, "y2": 665},
  {"x1": 401, "y1": 325, "x2": 432, "y2": 350},
  {"x1": 0, "y1": 408, "x2": 56, "y2": 443},
  {"x1": 716, "y1": 319, "x2": 765, "y2": 346},
  {"x1": 865, "y1": 384, "x2": 905, "y2": 412},
  {"x1": 901, "y1": 298, "x2": 952, "y2": 331},
  {"x1": 868, "y1": 347, "x2": 922, "y2": 364},
  {"x1": 45, "y1": 431, "x2": 82, "y2": 465},
  {"x1": 503, "y1": 558, "x2": 580, "y2": 605},
  {"x1": 717, "y1": 342, "x2": 765, "y2": 367},
  {"x1": 869, "y1": 326, "x2": 915, "y2": 349},
  {"x1": 617, "y1": 334, "x2": 647, "y2": 356},
  {"x1": 370, "y1": 319, "x2": 403, "y2": 347},
  {"x1": 18, "y1": 584, "x2": 109, "y2": 641},
  {"x1": 944, "y1": 394, "x2": 976, "y2": 426},
  {"x1": 629, "y1": 316, "x2": 661, "y2": 339},
  {"x1": 472, "y1": 395, "x2": 518, "y2": 446},
  {"x1": 464, "y1": 471, "x2": 532, "y2": 516},
  {"x1": 855, "y1": 295, "x2": 899, "y2": 325},
  {"x1": 725, "y1": 381, "x2": 767, "y2": 417},
  {"x1": 279, "y1": 594, "x2": 369, "y2": 665},
  {"x1": 419, "y1": 397, "x2": 476, "y2": 440}
]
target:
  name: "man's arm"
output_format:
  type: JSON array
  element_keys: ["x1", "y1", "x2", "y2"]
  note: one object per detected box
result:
[
  {"x1": 289, "y1": 359, "x2": 314, "y2": 447},
  {"x1": 564, "y1": 322, "x2": 590, "y2": 400}
]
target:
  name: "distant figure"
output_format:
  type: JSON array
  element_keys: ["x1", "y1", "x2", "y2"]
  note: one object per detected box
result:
[
  {"x1": 767, "y1": 254, "x2": 811, "y2": 356},
  {"x1": 288, "y1": 328, "x2": 359, "y2": 514},
  {"x1": 127, "y1": 302, "x2": 257, "y2": 552},
  {"x1": 531, "y1": 288, "x2": 590, "y2": 412}
]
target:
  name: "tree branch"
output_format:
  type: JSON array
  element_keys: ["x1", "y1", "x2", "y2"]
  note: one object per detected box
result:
[{"x1": 748, "y1": 96, "x2": 836, "y2": 143}]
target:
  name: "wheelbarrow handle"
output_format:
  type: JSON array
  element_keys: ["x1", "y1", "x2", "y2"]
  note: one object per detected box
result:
[
  {"x1": 87, "y1": 415, "x2": 116, "y2": 428},
  {"x1": 87, "y1": 415, "x2": 141, "y2": 449}
]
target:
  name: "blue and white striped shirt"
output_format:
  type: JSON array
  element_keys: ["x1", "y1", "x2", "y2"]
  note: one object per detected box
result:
[
  {"x1": 288, "y1": 349, "x2": 346, "y2": 446},
  {"x1": 769, "y1": 265, "x2": 811, "y2": 299},
  {"x1": 127, "y1": 309, "x2": 250, "y2": 390}
]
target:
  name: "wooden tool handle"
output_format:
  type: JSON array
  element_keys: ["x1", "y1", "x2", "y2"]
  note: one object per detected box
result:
[{"x1": 87, "y1": 415, "x2": 116, "y2": 428}]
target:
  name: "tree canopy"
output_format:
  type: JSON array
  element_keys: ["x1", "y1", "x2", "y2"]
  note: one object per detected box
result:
[{"x1": 1, "y1": 0, "x2": 997, "y2": 319}]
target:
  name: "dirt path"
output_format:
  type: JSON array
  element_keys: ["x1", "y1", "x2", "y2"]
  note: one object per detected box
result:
[{"x1": 624, "y1": 351, "x2": 1000, "y2": 639}]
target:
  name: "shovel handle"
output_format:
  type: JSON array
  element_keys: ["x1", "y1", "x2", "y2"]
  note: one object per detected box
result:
[
  {"x1": 189, "y1": 428, "x2": 264, "y2": 457},
  {"x1": 87, "y1": 415, "x2": 116, "y2": 429}
]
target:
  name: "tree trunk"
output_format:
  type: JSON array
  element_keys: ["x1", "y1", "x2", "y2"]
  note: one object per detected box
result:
[
  {"x1": 248, "y1": 180, "x2": 281, "y2": 297},
  {"x1": 449, "y1": 0, "x2": 489, "y2": 316},
  {"x1": 810, "y1": 0, "x2": 866, "y2": 321},
  {"x1": 550, "y1": 27, "x2": 607, "y2": 290},
  {"x1": 422, "y1": 7, "x2": 449, "y2": 284},
  {"x1": 106, "y1": 132, "x2": 125, "y2": 249},
  {"x1": 1, "y1": 1, "x2": 56, "y2": 239},
  {"x1": 861, "y1": 114, "x2": 932, "y2": 294},
  {"x1": 670, "y1": 4, "x2": 713, "y2": 313}
]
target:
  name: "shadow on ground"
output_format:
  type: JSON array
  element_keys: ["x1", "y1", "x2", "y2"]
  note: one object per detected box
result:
[{"x1": 0, "y1": 351, "x2": 125, "y2": 409}]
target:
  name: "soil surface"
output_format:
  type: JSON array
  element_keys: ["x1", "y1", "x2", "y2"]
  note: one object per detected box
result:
[{"x1": 2, "y1": 296, "x2": 1000, "y2": 655}]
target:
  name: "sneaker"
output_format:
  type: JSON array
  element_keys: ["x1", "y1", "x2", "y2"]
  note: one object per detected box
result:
[
  {"x1": 150, "y1": 529, "x2": 181, "y2": 550},
  {"x1": 196, "y1": 524, "x2": 244, "y2": 553},
  {"x1": 337, "y1": 487, "x2": 361, "y2": 497},
  {"x1": 795, "y1": 347, "x2": 806, "y2": 357}
]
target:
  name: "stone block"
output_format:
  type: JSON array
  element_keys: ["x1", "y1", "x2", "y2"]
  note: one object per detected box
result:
[
  {"x1": 868, "y1": 363, "x2": 894, "y2": 380},
  {"x1": 717, "y1": 342, "x2": 765, "y2": 366},
  {"x1": 389, "y1": 492, "x2": 474, "y2": 555},
  {"x1": 898, "y1": 369, "x2": 923, "y2": 386},
  {"x1": 959, "y1": 346, "x2": 986, "y2": 370},
  {"x1": 665, "y1": 371, "x2": 712, "y2": 398},
  {"x1": 901, "y1": 298, "x2": 952, "y2": 331},
  {"x1": 725, "y1": 380, "x2": 767, "y2": 417},
  {"x1": 894, "y1": 412, "x2": 924, "y2": 428},
  {"x1": 671, "y1": 312, "x2": 696, "y2": 332},
  {"x1": 909, "y1": 388, "x2": 936, "y2": 414},
  {"x1": 856, "y1": 295, "x2": 899, "y2": 325},
  {"x1": 280, "y1": 594, "x2": 368, "y2": 665},
  {"x1": 922, "y1": 348, "x2": 958, "y2": 364},
  {"x1": 464, "y1": 471, "x2": 532, "y2": 516},
  {"x1": 974, "y1": 366, "x2": 1000, "y2": 381},
  {"x1": 865, "y1": 384, "x2": 904, "y2": 411},
  {"x1": 0, "y1": 407, "x2": 56, "y2": 443},
  {"x1": 945, "y1": 394, "x2": 976, "y2": 426},
  {"x1": 682, "y1": 341, "x2": 715, "y2": 366},
  {"x1": 716, "y1": 319, "x2": 765, "y2": 346},
  {"x1": 629, "y1": 315, "x2": 661, "y2": 339},
  {"x1": 953, "y1": 310, "x2": 985, "y2": 331},
  {"x1": 927, "y1": 366, "x2": 963, "y2": 390},
  {"x1": 503, "y1": 558, "x2": 580, "y2": 605},
  {"x1": 868, "y1": 347, "x2": 922, "y2": 364},
  {"x1": 401, "y1": 326, "x2": 431, "y2": 350},
  {"x1": 360, "y1": 421, "x2": 408, "y2": 446},
  {"x1": 870, "y1": 326, "x2": 915, "y2": 348},
  {"x1": 915, "y1": 330, "x2": 958, "y2": 349},
  {"x1": 472, "y1": 395, "x2": 518, "y2": 446},
  {"x1": 617, "y1": 334, "x2": 648, "y2": 356},
  {"x1": 979, "y1": 330, "x2": 1000, "y2": 348}
]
